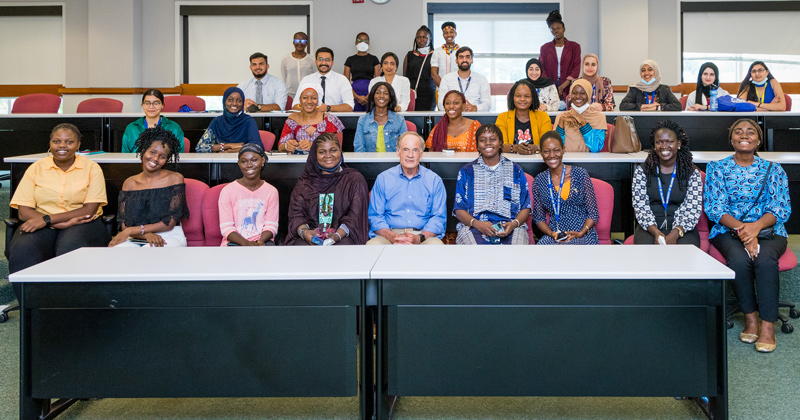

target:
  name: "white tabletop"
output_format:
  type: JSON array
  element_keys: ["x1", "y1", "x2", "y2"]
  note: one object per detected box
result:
[
  {"x1": 370, "y1": 245, "x2": 733, "y2": 280},
  {"x1": 9, "y1": 246, "x2": 386, "y2": 282},
  {"x1": 4, "y1": 152, "x2": 648, "y2": 164},
  {"x1": 629, "y1": 151, "x2": 800, "y2": 165}
]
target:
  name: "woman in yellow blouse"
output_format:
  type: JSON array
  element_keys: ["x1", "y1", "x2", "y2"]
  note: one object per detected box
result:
[
  {"x1": 8, "y1": 123, "x2": 108, "y2": 274},
  {"x1": 426, "y1": 90, "x2": 480, "y2": 152},
  {"x1": 495, "y1": 79, "x2": 552, "y2": 155}
]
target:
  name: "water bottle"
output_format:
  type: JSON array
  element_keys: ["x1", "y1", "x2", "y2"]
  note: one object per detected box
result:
[{"x1": 709, "y1": 89, "x2": 718, "y2": 112}]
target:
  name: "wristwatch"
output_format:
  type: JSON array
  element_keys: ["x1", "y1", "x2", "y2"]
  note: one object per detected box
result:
[
  {"x1": 326, "y1": 105, "x2": 331, "y2": 112},
  {"x1": 418, "y1": 233, "x2": 426, "y2": 243},
  {"x1": 676, "y1": 226, "x2": 685, "y2": 238},
  {"x1": 43, "y1": 214, "x2": 51, "y2": 227}
]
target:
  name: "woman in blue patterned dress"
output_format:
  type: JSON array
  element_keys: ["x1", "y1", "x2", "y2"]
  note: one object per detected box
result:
[
  {"x1": 704, "y1": 118, "x2": 791, "y2": 353},
  {"x1": 533, "y1": 131, "x2": 599, "y2": 245},
  {"x1": 453, "y1": 124, "x2": 531, "y2": 245}
]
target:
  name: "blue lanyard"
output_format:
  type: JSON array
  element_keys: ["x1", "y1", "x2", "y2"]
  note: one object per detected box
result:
[
  {"x1": 547, "y1": 165, "x2": 566, "y2": 230},
  {"x1": 592, "y1": 85, "x2": 596, "y2": 102},
  {"x1": 657, "y1": 164, "x2": 677, "y2": 229},
  {"x1": 145, "y1": 116, "x2": 161, "y2": 129},
  {"x1": 644, "y1": 92, "x2": 655, "y2": 104},
  {"x1": 457, "y1": 77, "x2": 471, "y2": 94}
]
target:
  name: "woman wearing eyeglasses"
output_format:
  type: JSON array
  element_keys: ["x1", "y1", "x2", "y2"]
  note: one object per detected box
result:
[
  {"x1": 737, "y1": 61, "x2": 787, "y2": 112},
  {"x1": 280, "y1": 32, "x2": 316, "y2": 99},
  {"x1": 121, "y1": 89, "x2": 185, "y2": 153}
]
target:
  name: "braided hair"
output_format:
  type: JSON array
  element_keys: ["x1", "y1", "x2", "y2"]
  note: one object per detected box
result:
[
  {"x1": 134, "y1": 125, "x2": 181, "y2": 164},
  {"x1": 641, "y1": 120, "x2": 695, "y2": 189},
  {"x1": 411, "y1": 25, "x2": 434, "y2": 51}
]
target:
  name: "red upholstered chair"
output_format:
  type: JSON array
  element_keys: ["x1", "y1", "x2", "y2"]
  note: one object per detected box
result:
[
  {"x1": 591, "y1": 178, "x2": 614, "y2": 244},
  {"x1": 286, "y1": 96, "x2": 293, "y2": 110},
  {"x1": 784, "y1": 94, "x2": 792, "y2": 111},
  {"x1": 11, "y1": 93, "x2": 61, "y2": 113},
  {"x1": 524, "y1": 172, "x2": 535, "y2": 244},
  {"x1": 679, "y1": 96, "x2": 688, "y2": 111},
  {"x1": 405, "y1": 121, "x2": 417, "y2": 133},
  {"x1": 182, "y1": 178, "x2": 209, "y2": 246},
  {"x1": 335, "y1": 132, "x2": 343, "y2": 143},
  {"x1": 259, "y1": 130, "x2": 276, "y2": 151},
  {"x1": 600, "y1": 123, "x2": 614, "y2": 152},
  {"x1": 183, "y1": 137, "x2": 191, "y2": 153},
  {"x1": 407, "y1": 90, "x2": 416, "y2": 111},
  {"x1": 163, "y1": 95, "x2": 206, "y2": 112},
  {"x1": 201, "y1": 183, "x2": 229, "y2": 246},
  {"x1": 76, "y1": 98, "x2": 124, "y2": 113}
]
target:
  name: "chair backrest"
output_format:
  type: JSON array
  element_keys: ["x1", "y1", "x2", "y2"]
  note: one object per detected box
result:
[
  {"x1": 286, "y1": 96, "x2": 293, "y2": 110},
  {"x1": 182, "y1": 178, "x2": 209, "y2": 246},
  {"x1": 11, "y1": 93, "x2": 61, "y2": 113},
  {"x1": 259, "y1": 130, "x2": 276, "y2": 151},
  {"x1": 784, "y1": 94, "x2": 792, "y2": 111},
  {"x1": 591, "y1": 178, "x2": 614, "y2": 244},
  {"x1": 183, "y1": 137, "x2": 191, "y2": 153},
  {"x1": 76, "y1": 98, "x2": 124, "y2": 113},
  {"x1": 405, "y1": 121, "x2": 417, "y2": 133},
  {"x1": 202, "y1": 183, "x2": 229, "y2": 246},
  {"x1": 600, "y1": 123, "x2": 614, "y2": 153},
  {"x1": 696, "y1": 171, "x2": 710, "y2": 252},
  {"x1": 335, "y1": 132, "x2": 343, "y2": 143},
  {"x1": 679, "y1": 95, "x2": 688, "y2": 111},
  {"x1": 163, "y1": 95, "x2": 206, "y2": 112},
  {"x1": 407, "y1": 90, "x2": 416, "y2": 111},
  {"x1": 524, "y1": 172, "x2": 535, "y2": 244}
]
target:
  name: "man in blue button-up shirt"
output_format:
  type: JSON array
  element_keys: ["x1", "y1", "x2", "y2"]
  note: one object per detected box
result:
[{"x1": 367, "y1": 132, "x2": 447, "y2": 245}]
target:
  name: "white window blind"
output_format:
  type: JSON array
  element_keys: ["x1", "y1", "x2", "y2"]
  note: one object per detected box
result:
[
  {"x1": 187, "y1": 15, "x2": 306, "y2": 84},
  {"x1": 0, "y1": 16, "x2": 63, "y2": 84}
]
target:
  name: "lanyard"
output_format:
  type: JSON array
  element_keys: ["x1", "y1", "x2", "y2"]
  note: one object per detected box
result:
[
  {"x1": 457, "y1": 77, "x2": 471, "y2": 94},
  {"x1": 592, "y1": 85, "x2": 596, "y2": 102},
  {"x1": 644, "y1": 92, "x2": 655, "y2": 104},
  {"x1": 657, "y1": 164, "x2": 677, "y2": 229},
  {"x1": 547, "y1": 165, "x2": 566, "y2": 230},
  {"x1": 145, "y1": 116, "x2": 161, "y2": 129},
  {"x1": 756, "y1": 86, "x2": 765, "y2": 104}
]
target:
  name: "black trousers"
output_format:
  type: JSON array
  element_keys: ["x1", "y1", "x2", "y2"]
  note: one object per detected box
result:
[
  {"x1": 711, "y1": 232, "x2": 787, "y2": 322},
  {"x1": 633, "y1": 225, "x2": 701, "y2": 247},
  {"x1": 8, "y1": 218, "x2": 108, "y2": 297}
]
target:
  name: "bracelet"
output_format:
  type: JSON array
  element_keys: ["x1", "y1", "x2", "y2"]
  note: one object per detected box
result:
[
  {"x1": 582, "y1": 225, "x2": 590, "y2": 232},
  {"x1": 140, "y1": 225, "x2": 145, "y2": 235},
  {"x1": 219, "y1": 143, "x2": 225, "y2": 152},
  {"x1": 334, "y1": 232, "x2": 342, "y2": 241},
  {"x1": 513, "y1": 219, "x2": 520, "y2": 228},
  {"x1": 298, "y1": 224, "x2": 309, "y2": 236},
  {"x1": 469, "y1": 218, "x2": 476, "y2": 227}
]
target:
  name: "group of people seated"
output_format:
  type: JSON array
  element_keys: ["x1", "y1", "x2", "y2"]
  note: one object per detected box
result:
[
  {"x1": 116, "y1": 10, "x2": 786, "y2": 157},
  {"x1": 8, "y1": 116, "x2": 791, "y2": 353}
]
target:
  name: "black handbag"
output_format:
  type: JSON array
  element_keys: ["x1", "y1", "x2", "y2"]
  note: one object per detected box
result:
[{"x1": 734, "y1": 162, "x2": 774, "y2": 240}]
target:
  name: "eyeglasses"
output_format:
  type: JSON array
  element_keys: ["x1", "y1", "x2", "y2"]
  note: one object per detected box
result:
[
  {"x1": 293, "y1": 39, "x2": 308, "y2": 45},
  {"x1": 317, "y1": 58, "x2": 332, "y2": 62},
  {"x1": 143, "y1": 101, "x2": 162, "y2": 108},
  {"x1": 356, "y1": 39, "x2": 369, "y2": 44},
  {"x1": 751, "y1": 68, "x2": 766, "y2": 74}
]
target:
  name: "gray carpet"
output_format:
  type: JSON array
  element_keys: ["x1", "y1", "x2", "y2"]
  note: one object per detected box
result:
[{"x1": 1, "y1": 178, "x2": 799, "y2": 419}]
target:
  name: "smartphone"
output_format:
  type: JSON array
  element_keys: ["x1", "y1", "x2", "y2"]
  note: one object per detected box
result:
[
  {"x1": 128, "y1": 237, "x2": 149, "y2": 244},
  {"x1": 442, "y1": 148, "x2": 456, "y2": 154},
  {"x1": 555, "y1": 231, "x2": 569, "y2": 242},
  {"x1": 492, "y1": 222, "x2": 505, "y2": 233},
  {"x1": 311, "y1": 236, "x2": 324, "y2": 246}
]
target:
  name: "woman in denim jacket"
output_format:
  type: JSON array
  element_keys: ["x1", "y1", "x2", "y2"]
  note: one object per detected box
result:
[{"x1": 353, "y1": 82, "x2": 407, "y2": 152}]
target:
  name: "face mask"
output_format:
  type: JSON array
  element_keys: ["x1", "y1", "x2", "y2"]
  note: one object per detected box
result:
[
  {"x1": 417, "y1": 47, "x2": 430, "y2": 55},
  {"x1": 572, "y1": 102, "x2": 590, "y2": 114},
  {"x1": 640, "y1": 77, "x2": 656, "y2": 85},
  {"x1": 753, "y1": 78, "x2": 768, "y2": 87},
  {"x1": 356, "y1": 42, "x2": 369, "y2": 53}
]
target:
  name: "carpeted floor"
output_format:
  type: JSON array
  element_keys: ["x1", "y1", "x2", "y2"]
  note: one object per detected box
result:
[{"x1": 1, "y1": 179, "x2": 799, "y2": 419}]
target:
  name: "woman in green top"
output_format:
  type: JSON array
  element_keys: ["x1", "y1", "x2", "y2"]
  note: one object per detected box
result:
[{"x1": 121, "y1": 89, "x2": 185, "y2": 153}]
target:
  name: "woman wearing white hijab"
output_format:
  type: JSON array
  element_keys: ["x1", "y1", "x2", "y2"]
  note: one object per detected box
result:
[{"x1": 619, "y1": 60, "x2": 681, "y2": 111}]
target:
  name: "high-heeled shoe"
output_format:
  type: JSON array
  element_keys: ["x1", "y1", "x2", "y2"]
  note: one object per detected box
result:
[{"x1": 739, "y1": 332, "x2": 758, "y2": 343}]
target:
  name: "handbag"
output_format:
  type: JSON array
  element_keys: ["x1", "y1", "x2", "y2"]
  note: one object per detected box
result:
[
  {"x1": 611, "y1": 115, "x2": 641, "y2": 153},
  {"x1": 734, "y1": 162, "x2": 774, "y2": 240},
  {"x1": 411, "y1": 52, "x2": 430, "y2": 93},
  {"x1": 717, "y1": 95, "x2": 757, "y2": 112}
]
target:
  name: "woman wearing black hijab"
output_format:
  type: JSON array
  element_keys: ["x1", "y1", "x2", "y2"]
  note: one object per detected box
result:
[{"x1": 686, "y1": 62, "x2": 729, "y2": 111}]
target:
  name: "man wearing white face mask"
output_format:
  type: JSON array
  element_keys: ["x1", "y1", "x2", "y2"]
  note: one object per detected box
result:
[
  {"x1": 344, "y1": 32, "x2": 380, "y2": 111},
  {"x1": 554, "y1": 79, "x2": 607, "y2": 152}
]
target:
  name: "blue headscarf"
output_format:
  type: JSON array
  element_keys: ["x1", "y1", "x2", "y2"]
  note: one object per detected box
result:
[{"x1": 207, "y1": 87, "x2": 260, "y2": 144}]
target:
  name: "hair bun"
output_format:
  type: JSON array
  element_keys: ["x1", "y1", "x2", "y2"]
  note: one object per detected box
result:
[{"x1": 546, "y1": 10, "x2": 563, "y2": 27}]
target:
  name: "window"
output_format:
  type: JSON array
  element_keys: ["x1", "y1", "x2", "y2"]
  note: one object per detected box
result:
[
  {"x1": 429, "y1": 3, "x2": 558, "y2": 111},
  {"x1": 681, "y1": 4, "x2": 800, "y2": 83}
]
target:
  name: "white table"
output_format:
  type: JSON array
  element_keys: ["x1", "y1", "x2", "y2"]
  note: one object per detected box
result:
[
  {"x1": 12, "y1": 246, "x2": 384, "y2": 420},
  {"x1": 370, "y1": 245, "x2": 733, "y2": 420}
]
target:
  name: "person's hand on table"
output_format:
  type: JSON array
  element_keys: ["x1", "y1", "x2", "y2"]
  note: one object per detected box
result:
[
  {"x1": 285, "y1": 139, "x2": 300, "y2": 153},
  {"x1": 297, "y1": 139, "x2": 312, "y2": 152},
  {"x1": 244, "y1": 99, "x2": 258, "y2": 110},
  {"x1": 640, "y1": 103, "x2": 660, "y2": 111}
]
